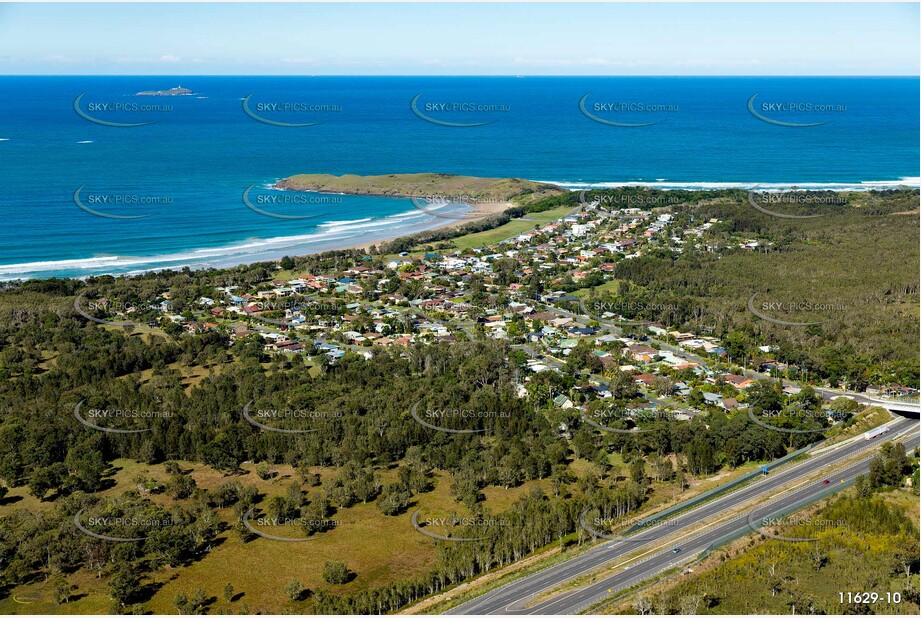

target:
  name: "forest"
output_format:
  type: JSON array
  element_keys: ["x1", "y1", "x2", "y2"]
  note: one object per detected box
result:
[{"x1": 0, "y1": 185, "x2": 917, "y2": 613}]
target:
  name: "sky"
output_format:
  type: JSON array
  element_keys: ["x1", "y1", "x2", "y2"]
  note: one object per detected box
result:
[{"x1": 0, "y1": 2, "x2": 918, "y2": 75}]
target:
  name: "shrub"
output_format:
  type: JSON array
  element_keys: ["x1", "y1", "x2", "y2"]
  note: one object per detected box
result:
[{"x1": 322, "y1": 561, "x2": 351, "y2": 585}]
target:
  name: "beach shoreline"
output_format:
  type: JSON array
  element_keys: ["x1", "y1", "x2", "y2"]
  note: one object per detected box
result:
[
  {"x1": 0, "y1": 196, "x2": 520, "y2": 281},
  {"x1": 264, "y1": 171, "x2": 561, "y2": 256},
  {"x1": 340, "y1": 199, "x2": 515, "y2": 253},
  {"x1": 4, "y1": 177, "x2": 919, "y2": 281}
]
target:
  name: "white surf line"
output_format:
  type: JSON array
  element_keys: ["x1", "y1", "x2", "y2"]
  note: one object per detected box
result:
[{"x1": 517, "y1": 428, "x2": 919, "y2": 614}]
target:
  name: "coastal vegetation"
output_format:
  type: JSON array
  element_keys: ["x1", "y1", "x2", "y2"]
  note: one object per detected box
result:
[
  {"x1": 576, "y1": 188, "x2": 919, "y2": 387},
  {"x1": 0, "y1": 183, "x2": 916, "y2": 613},
  {"x1": 275, "y1": 172, "x2": 566, "y2": 206}
]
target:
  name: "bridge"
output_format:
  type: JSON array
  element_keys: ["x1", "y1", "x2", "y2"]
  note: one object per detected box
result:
[{"x1": 822, "y1": 390, "x2": 921, "y2": 419}]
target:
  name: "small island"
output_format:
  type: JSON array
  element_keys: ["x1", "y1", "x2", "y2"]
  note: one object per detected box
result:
[{"x1": 136, "y1": 86, "x2": 193, "y2": 96}]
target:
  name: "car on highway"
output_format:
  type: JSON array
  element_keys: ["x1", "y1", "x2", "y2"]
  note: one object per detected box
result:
[
  {"x1": 672, "y1": 547, "x2": 681, "y2": 553},
  {"x1": 822, "y1": 479, "x2": 831, "y2": 485}
]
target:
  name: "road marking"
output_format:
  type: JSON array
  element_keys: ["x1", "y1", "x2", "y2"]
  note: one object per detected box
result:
[{"x1": 507, "y1": 428, "x2": 918, "y2": 614}]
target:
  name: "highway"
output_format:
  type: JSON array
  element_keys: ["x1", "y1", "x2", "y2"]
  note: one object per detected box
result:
[
  {"x1": 313, "y1": 294, "x2": 918, "y2": 615},
  {"x1": 447, "y1": 416, "x2": 919, "y2": 615}
]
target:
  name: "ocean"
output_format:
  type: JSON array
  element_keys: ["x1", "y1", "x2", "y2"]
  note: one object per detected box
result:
[{"x1": 0, "y1": 76, "x2": 917, "y2": 280}]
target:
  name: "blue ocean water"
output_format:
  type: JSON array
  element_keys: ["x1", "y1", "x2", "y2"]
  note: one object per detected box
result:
[{"x1": 0, "y1": 76, "x2": 917, "y2": 279}]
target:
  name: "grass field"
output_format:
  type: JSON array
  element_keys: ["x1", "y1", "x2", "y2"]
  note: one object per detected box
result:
[
  {"x1": 0, "y1": 431, "x2": 819, "y2": 614},
  {"x1": 398, "y1": 205, "x2": 577, "y2": 258},
  {"x1": 573, "y1": 280, "x2": 622, "y2": 298},
  {"x1": 0, "y1": 459, "x2": 557, "y2": 614}
]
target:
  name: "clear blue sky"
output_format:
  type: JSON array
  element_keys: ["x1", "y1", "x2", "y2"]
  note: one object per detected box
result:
[{"x1": 0, "y1": 2, "x2": 917, "y2": 75}]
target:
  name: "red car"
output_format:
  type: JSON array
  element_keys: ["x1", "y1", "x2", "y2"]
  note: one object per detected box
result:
[{"x1": 822, "y1": 479, "x2": 831, "y2": 485}]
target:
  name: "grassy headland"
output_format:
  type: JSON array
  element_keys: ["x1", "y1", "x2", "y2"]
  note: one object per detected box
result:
[
  {"x1": 0, "y1": 184, "x2": 916, "y2": 615},
  {"x1": 275, "y1": 172, "x2": 566, "y2": 207}
]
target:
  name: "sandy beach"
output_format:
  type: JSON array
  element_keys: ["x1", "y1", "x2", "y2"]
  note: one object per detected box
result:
[
  {"x1": 0, "y1": 196, "x2": 521, "y2": 280},
  {"x1": 342, "y1": 199, "x2": 516, "y2": 253}
]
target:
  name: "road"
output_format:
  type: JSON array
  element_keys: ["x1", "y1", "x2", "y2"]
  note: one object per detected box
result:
[{"x1": 447, "y1": 416, "x2": 919, "y2": 615}]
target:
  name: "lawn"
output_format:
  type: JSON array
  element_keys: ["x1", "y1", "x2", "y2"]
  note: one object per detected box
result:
[
  {"x1": 444, "y1": 206, "x2": 577, "y2": 253},
  {"x1": 389, "y1": 205, "x2": 577, "y2": 260},
  {"x1": 573, "y1": 279, "x2": 622, "y2": 298}
]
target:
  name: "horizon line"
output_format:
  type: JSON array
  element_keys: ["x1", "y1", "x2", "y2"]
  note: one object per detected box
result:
[{"x1": 2, "y1": 73, "x2": 920, "y2": 78}]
